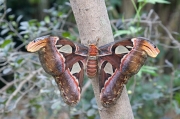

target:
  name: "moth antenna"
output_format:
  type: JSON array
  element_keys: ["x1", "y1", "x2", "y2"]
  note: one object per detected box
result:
[
  {"x1": 95, "y1": 37, "x2": 100, "y2": 46},
  {"x1": 87, "y1": 40, "x2": 90, "y2": 45}
]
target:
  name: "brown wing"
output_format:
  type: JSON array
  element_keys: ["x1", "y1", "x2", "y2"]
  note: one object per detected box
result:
[
  {"x1": 98, "y1": 37, "x2": 160, "y2": 107},
  {"x1": 26, "y1": 36, "x2": 88, "y2": 106}
]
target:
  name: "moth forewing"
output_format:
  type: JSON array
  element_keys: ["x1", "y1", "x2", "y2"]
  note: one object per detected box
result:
[
  {"x1": 114, "y1": 45, "x2": 130, "y2": 54},
  {"x1": 57, "y1": 45, "x2": 73, "y2": 54}
]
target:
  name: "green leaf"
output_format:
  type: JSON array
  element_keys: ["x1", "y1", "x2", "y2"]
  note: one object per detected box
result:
[
  {"x1": 16, "y1": 15, "x2": 23, "y2": 22},
  {"x1": 173, "y1": 100, "x2": 180, "y2": 114},
  {"x1": 3, "y1": 67, "x2": 12, "y2": 75},
  {"x1": 114, "y1": 30, "x2": 130, "y2": 38},
  {"x1": 114, "y1": 26, "x2": 142, "y2": 38},
  {"x1": 8, "y1": 15, "x2": 15, "y2": 20},
  {"x1": 62, "y1": 32, "x2": 70, "y2": 37},
  {"x1": 28, "y1": 19, "x2": 39, "y2": 27},
  {"x1": 44, "y1": 16, "x2": 50, "y2": 23},
  {"x1": 0, "y1": 39, "x2": 12, "y2": 48},
  {"x1": 20, "y1": 21, "x2": 29, "y2": 30},
  {"x1": 17, "y1": 58, "x2": 23, "y2": 64},
  {"x1": 1, "y1": 29, "x2": 9, "y2": 35},
  {"x1": 87, "y1": 109, "x2": 96, "y2": 117},
  {"x1": 58, "y1": 11, "x2": 63, "y2": 17},
  {"x1": 11, "y1": 21, "x2": 17, "y2": 28},
  {"x1": 142, "y1": 92, "x2": 163, "y2": 100},
  {"x1": 137, "y1": 65, "x2": 158, "y2": 77},
  {"x1": 51, "y1": 101, "x2": 61, "y2": 110},
  {"x1": 138, "y1": 0, "x2": 170, "y2": 4},
  {"x1": 174, "y1": 93, "x2": 180, "y2": 105},
  {"x1": 129, "y1": 26, "x2": 142, "y2": 34}
]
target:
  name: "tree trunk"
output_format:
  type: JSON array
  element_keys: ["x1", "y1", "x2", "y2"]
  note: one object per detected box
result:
[
  {"x1": 121, "y1": 0, "x2": 135, "y2": 18},
  {"x1": 38, "y1": 0, "x2": 49, "y2": 20},
  {"x1": 69, "y1": 0, "x2": 134, "y2": 119}
]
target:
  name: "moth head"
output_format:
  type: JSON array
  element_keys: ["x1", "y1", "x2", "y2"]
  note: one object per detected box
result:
[
  {"x1": 26, "y1": 36, "x2": 59, "y2": 52},
  {"x1": 88, "y1": 44, "x2": 99, "y2": 56},
  {"x1": 89, "y1": 44, "x2": 98, "y2": 48},
  {"x1": 133, "y1": 38, "x2": 160, "y2": 58}
]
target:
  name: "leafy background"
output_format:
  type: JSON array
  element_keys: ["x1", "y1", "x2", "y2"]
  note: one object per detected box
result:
[{"x1": 0, "y1": 0, "x2": 180, "y2": 119}]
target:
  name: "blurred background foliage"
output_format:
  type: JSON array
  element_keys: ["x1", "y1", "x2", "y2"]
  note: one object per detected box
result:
[{"x1": 0, "y1": 0, "x2": 180, "y2": 119}]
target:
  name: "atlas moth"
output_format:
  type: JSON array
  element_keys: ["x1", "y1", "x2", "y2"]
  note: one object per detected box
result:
[{"x1": 26, "y1": 36, "x2": 160, "y2": 107}]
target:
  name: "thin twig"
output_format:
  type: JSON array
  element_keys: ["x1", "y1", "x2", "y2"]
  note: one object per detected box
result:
[
  {"x1": 0, "y1": 79, "x2": 23, "y2": 93},
  {"x1": 81, "y1": 79, "x2": 91, "y2": 96},
  {"x1": 159, "y1": 23, "x2": 180, "y2": 50},
  {"x1": 5, "y1": 68, "x2": 43, "y2": 108}
]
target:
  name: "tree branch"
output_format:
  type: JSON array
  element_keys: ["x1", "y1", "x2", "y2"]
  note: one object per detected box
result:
[
  {"x1": 5, "y1": 68, "x2": 43, "y2": 109},
  {"x1": 69, "y1": 0, "x2": 134, "y2": 118}
]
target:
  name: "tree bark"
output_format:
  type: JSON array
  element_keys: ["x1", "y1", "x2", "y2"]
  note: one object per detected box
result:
[
  {"x1": 121, "y1": 0, "x2": 135, "y2": 18},
  {"x1": 69, "y1": 0, "x2": 134, "y2": 118},
  {"x1": 38, "y1": 0, "x2": 49, "y2": 20}
]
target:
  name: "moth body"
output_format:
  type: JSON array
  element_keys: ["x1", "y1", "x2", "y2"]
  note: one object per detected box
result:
[{"x1": 86, "y1": 44, "x2": 99, "y2": 77}]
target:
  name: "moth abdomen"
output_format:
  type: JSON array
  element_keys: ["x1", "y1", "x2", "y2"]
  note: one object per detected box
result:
[{"x1": 86, "y1": 57, "x2": 98, "y2": 77}]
